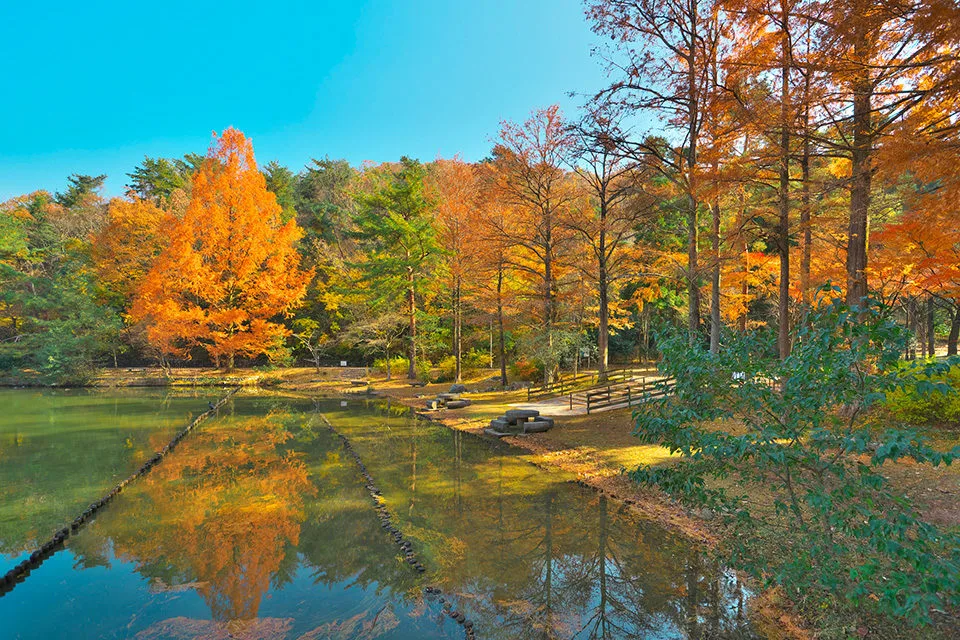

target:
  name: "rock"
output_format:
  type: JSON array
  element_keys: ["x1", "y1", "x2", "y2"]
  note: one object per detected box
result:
[
  {"x1": 483, "y1": 427, "x2": 509, "y2": 438},
  {"x1": 445, "y1": 399, "x2": 471, "y2": 409},
  {"x1": 449, "y1": 383, "x2": 467, "y2": 393},
  {"x1": 695, "y1": 507, "x2": 715, "y2": 520},
  {"x1": 489, "y1": 418, "x2": 509, "y2": 430}
]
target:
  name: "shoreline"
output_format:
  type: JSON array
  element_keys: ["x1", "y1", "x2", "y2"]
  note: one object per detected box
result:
[
  {"x1": 383, "y1": 391, "x2": 810, "y2": 640},
  {"x1": 0, "y1": 369, "x2": 832, "y2": 638}
]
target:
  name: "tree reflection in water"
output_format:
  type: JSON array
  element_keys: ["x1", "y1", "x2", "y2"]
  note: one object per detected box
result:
[
  {"x1": 52, "y1": 396, "x2": 755, "y2": 639},
  {"x1": 74, "y1": 406, "x2": 313, "y2": 625},
  {"x1": 309, "y1": 399, "x2": 756, "y2": 639}
]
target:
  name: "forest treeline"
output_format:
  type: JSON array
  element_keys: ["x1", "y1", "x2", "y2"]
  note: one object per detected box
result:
[{"x1": 1, "y1": 0, "x2": 959, "y2": 384}]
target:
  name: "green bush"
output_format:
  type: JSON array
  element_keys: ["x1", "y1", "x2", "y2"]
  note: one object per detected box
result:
[
  {"x1": 435, "y1": 350, "x2": 489, "y2": 382},
  {"x1": 373, "y1": 356, "x2": 409, "y2": 377},
  {"x1": 884, "y1": 364, "x2": 960, "y2": 426},
  {"x1": 632, "y1": 290, "x2": 960, "y2": 628},
  {"x1": 415, "y1": 358, "x2": 432, "y2": 383}
]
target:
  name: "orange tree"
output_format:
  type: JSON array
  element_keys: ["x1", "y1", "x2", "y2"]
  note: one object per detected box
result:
[{"x1": 131, "y1": 128, "x2": 310, "y2": 369}]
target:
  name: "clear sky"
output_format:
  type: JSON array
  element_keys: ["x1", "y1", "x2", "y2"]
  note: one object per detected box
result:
[{"x1": 0, "y1": 0, "x2": 607, "y2": 199}]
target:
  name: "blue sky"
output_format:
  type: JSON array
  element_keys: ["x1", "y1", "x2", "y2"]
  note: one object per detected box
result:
[{"x1": 0, "y1": 0, "x2": 607, "y2": 199}]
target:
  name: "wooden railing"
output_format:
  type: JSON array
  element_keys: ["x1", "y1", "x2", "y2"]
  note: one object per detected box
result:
[
  {"x1": 583, "y1": 376, "x2": 676, "y2": 414},
  {"x1": 526, "y1": 366, "x2": 657, "y2": 402}
]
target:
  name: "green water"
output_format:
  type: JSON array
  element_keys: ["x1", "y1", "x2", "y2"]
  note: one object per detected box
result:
[{"x1": 0, "y1": 391, "x2": 758, "y2": 639}]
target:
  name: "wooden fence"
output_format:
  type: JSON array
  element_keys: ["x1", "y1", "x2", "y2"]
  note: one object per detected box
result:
[
  {"x1": 583, "y1": 376, "x2": 676, "y2": 414},
  {"x1": 526, "y1": 366, "x2": 657, "y2": 402}
]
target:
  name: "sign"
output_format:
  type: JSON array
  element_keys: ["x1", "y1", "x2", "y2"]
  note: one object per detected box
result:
[{"x1": 340, "y1": 360, "x2": 347, "y2": 367}]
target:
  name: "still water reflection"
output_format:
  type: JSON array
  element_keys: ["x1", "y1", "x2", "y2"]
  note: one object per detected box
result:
[{"x1": 0, "y1": 392, "x2": 757, "y2": 639}]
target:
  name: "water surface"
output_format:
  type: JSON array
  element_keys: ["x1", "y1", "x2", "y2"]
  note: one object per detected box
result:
[{"x1": 0, "y1": 391, "x2": 757, "y2": 639}]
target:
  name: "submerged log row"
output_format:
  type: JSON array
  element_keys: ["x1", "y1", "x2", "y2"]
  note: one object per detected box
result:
[
  {"x1": 0, "y1": 387, "x2": 240, "y2": 597},
  {"x1": 320, "y1": 415, "x2": 477, "y2": 640}
]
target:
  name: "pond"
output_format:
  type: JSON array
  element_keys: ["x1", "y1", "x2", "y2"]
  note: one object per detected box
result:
[{"x1": 0, "y1": 390, "x2": 758, "y2": 639}]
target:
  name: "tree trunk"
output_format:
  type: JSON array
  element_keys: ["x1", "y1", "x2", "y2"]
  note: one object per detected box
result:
[
  {"x1": 846, "y1": 37, "x2": 873, "y2": 306},
  {"x1": 919, "y1": 299, "x2": 928, "y2": 359},
  {"x1": 688, "y1": 195, "x2": 700, "y2": 346},
  {"x1": 407, "y1": 269, "x2": 417, "y2": 379},
  {"x1": 800, "y1": 109, "x2": 812, "y2": 307},
  {"x1": 948, "y1": 305, "x2": 960, "y2": 356},
  {"x1": 777, "y1": 0, "x2": 791, "y2": 360},
  {"x1": 544, "y1": 208, "x2": 555, "y2": 384},
  {"x1": 489, "y1": 320, "x2": 493, "y2": 368},
  {"x1": 497, "y1": 261, "x2": 508, "y2": 387},
  {"x1": 927, "y1": 296, "x2": 936, "y2": 356},
  {"x1": 907, "y1": 297, "x2": 918, "y2": 360},
  {"x1": 710, "y1": 198, "x2": 721, "y2": 354},
  {"x1": 453, "y1": 276, "x2": 462, "y2": 383},
  {"x1": 738, "y1": 188, "x2": 748, "y2": 333},
  {"x1": 686, "y1": 0, "x2": 701, "y2": 348},
  {"x1": 598, "y1": 233, "x2": 610, "y2": 382}
]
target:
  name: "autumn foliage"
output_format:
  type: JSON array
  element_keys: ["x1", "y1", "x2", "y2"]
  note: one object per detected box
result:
[{"x1": 130, "y1": 128, "x2": 310, "y2": 368}]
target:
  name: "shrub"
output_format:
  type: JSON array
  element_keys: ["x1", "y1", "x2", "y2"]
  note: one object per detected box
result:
[
  {"x1": 509, "y1": 356, "x2": 541, "y2": 382},
  {"x1": 632, "y1": 290, "x2": 960, "y2": 627},
  {"x1": 415, "y1": 358, "x2": 432, "y2": 383},
  {"x1": 373, "y1": 356, "x2": 409, "y2": 377},
  {"x1": 435, "y1": 356, "x2": 458, "y2": 382},
  {"x1": 884, "y1": 364, "x2": 960, "y2": 426},
  {"x1": 435, "y1": 350, "x2": 489, "y2": 382}
]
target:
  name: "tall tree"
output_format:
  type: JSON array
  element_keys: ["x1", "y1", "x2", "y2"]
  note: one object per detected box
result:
[
  {"x1": 588, "y1": 0, "x2": 724, "y2": 346},
  {"x1": 131, "y1": 128, "x2": 310, "y2": 369},
  {"x1": 262, "y1": 160, "x2": 298, "y2": 222},
  {"x1": 569, "y1": 105, "x2": 654, "y2": 379},
  {"x1": 816, "y1": 0, "x2": 960, "y2": 304},
  {"x1": 54, "y1": 173, "x2": 106, "y2": 209},
  {"x1": 351, "y1": 158, "x2": 439, "y2": 380},
  {"x1": 492, "y1": 105, "x2": 579, "y2": 382},
  {"x1": 126, "y1": 157, "x2": 191, "y2": 204},
  {"x1": 431, "y1": 157, "x2": 483, "y2": 383}
]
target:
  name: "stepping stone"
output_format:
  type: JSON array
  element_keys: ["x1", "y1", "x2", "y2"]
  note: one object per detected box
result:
[
  {"x1": 445, "y1": 399, "x2": 471, "y2": 409},
  {"x1": 449, "y1": 383, "x2": 467, "y2": 393},
  {"x1": 484, "y1": 428, "x2": 510, "y2": 438}
]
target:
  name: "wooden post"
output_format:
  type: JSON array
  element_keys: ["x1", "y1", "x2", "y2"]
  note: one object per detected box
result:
[
  {"x1": 628, "y1": 386, "x2": 632, "y2": 407},
  {"x1": 569, "y1": 393, "x2": 573, "y2": 410}
]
